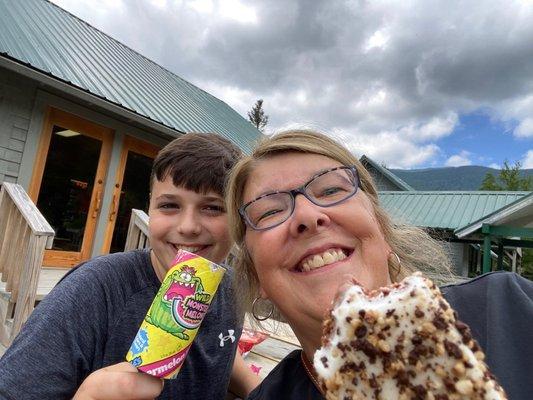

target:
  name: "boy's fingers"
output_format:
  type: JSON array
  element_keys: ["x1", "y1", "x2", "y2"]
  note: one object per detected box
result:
[{"x1": 74, "y1": 362, "x2": 164, "y2": 400}]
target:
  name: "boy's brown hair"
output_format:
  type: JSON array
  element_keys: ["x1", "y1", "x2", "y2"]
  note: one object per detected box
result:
[{"x1": 150, "y1": 132, "x2": 242, "y2": 196}]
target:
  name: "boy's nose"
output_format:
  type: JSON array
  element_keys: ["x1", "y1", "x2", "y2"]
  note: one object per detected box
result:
[{"x1": 176, "y1": 210, "x2": 202, "y2": 236}]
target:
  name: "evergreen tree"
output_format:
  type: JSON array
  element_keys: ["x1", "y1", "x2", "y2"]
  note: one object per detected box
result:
[
  {"x1": 479, "y1": 160, "x2": 532, "y2": 191},
  {"x1": 479, "y1": 172, "x2": 501, "y2": 190},
  {"x1": 247, "y1": 99, "x2": 269, "y2": 133}
]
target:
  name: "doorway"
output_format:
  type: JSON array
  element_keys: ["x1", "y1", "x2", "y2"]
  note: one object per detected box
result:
[
  {"x1": 101, "y1": 136, "x2": 160, "y2": 254},
  {"x1": 29, "y1": 108, "x2": 113, "y2": 267}
]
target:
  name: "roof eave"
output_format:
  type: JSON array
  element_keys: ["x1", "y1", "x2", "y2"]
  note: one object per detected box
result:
[
  {"x1": 454, "y1": 191, "x2": 533, "y2": 238},
  {"x1": 0, "y1": 54, "x2": 183, "y2": 139}
]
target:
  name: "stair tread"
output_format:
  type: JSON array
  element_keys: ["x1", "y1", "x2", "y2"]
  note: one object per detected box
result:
[{"x1": 0, "y1": 268, "x2": 69, "y2": 301}]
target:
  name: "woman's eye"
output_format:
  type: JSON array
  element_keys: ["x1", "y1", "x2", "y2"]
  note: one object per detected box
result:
[
  {"x1": 321, "y1": 186, "x2": 343, "y2": 196},
  {"x1": 258, "y1": 208, "x2": 282, "y2": 221}
]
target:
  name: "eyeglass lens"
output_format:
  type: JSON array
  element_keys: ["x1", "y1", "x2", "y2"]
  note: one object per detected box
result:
[{"x1": 245, "y1": 167, "x2": 357, "y2": 230}]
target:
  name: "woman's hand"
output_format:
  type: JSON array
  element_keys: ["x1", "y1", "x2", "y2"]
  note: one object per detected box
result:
[{"x1": 73, "y1": 362, "x2": 164, "y2": 400}]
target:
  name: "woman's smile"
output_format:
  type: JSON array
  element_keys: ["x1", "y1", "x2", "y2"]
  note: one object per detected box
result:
[{"x1": 292, "y1": 247, "x2": 352, "y2": 273}]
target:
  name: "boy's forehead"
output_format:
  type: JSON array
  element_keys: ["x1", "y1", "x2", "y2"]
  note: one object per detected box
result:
[{"x1": 151, "y1": 176, "x2": 223, "y2": 200}]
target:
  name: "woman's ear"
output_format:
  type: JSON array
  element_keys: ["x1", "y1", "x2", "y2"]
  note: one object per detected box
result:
[{"x1": 259, "y1": 286, "x2": 268, "y2": 299}]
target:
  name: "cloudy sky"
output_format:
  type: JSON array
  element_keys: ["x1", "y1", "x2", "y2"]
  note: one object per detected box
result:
[{"x1": 50, "y1": 0, "x2": 533, "y2": 169}]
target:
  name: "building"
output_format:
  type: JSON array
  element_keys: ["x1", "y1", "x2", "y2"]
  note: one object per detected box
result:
[{"x1": 363, "y1": 155, "x2": 533, "y2": 277}]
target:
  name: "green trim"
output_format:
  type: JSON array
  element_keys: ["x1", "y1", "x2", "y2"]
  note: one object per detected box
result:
[{"x1": 482, "y1": 224, "x2": 533, "y2": 238}]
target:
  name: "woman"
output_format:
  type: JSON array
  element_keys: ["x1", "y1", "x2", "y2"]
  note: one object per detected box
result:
[{"x1": 226, "y1": 129, "x2": 533, "y2": 400}]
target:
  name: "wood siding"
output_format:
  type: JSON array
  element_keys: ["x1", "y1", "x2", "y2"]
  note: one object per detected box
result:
[
  {"x1": 0, "y1": 69, "x2": 37, "y2": 184},
  {"x1": 366, "y1": 164, "x2": 405, "y2": 191}
]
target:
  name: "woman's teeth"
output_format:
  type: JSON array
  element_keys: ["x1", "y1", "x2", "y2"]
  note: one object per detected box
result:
[{"x1": 299, "y1": 249, "x2": 347, "y2": 272}]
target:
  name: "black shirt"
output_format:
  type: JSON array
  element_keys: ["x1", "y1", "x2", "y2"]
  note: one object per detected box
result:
[{"x1": 247, "y1": 272, "x2": 533, "y2": 400}]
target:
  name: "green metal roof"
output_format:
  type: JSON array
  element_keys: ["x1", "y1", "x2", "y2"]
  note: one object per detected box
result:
[
  {"x1": 455, "y1": 191, "x2": 533, "y2": 237},
  {"x1": 379, "y1": 191, "x2": 530, "y2": 230},
  {"x1": 0, "y1": 0, "x2": 261, "y2": 152}
]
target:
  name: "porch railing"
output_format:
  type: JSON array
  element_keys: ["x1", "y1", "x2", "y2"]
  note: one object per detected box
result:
[
  {"x1": 0, "y1": 183, "x2": 55, "y2": 347},
  {"x1": 124, "y1": 209, "x2": 150, "y2": 251}
]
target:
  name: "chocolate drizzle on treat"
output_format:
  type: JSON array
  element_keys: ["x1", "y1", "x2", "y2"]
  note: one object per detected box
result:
[{"x1": 313, "y1": 272, "x2": 507, "y2": 400}]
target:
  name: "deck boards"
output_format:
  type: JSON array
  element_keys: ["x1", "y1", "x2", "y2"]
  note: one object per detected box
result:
[
  {"x1": 0, "y1": 267, "x2": 68, "y2": 301},
  {"x1": 242, "y1": 316, "x2": 301, "y2": 379}
]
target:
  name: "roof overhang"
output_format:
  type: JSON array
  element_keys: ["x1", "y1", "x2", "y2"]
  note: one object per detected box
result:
[
  {"x1": 455, "y1": 191, "x2": 533, "y2": 238},
  {"x1": 0, "y1": 54, "x2": 182, "y2": 140}
]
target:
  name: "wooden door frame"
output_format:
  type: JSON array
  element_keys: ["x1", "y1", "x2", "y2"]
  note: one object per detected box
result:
[
  {"x1": 29, "y1": 107, "x2": 114, "y2": 267},
  {"x1": 100, "y1": 135, "x2": 159, "y2": 254}
]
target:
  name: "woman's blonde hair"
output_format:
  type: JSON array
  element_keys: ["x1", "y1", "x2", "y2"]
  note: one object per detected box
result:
[{"x1": 226, "y1": 129, "x2": 452, "y2": 318}]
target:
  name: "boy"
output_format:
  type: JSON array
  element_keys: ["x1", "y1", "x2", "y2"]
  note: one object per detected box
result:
[{"x1": 0, "y1": 133, "x2": 258, "y2": 399}]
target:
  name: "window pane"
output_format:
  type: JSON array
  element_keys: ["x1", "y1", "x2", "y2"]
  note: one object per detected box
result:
[{"x1": 37, "y1": 126, "x2": 101, "y2": 252}]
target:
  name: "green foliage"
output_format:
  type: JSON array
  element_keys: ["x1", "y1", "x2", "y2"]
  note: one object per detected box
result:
[
  {"x1": 521, "y1": 249, "x2": 533, "y2": 280},
  {"x1": 479, "y1": 160, "x2": 533, "y2": 191},
  {"x1": 479, "y1": 173, "x2": 500, "y2": 190},
  {"x1": 247, "y1": 99, "x2": 269, "y2": 133}
]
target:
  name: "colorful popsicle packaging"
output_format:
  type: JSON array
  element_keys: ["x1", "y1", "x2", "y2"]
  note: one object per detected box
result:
[{"x1": 126, "y1": 249, "x2": 226, "y2": 379}]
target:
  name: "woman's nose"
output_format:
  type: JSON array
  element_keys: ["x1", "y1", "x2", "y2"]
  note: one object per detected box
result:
[
  {"x1": 176, "y1": 209, "x2": 202, "y2": 236},
  {"x1": 289, "y1": 194, "x2": 330, "y2": 236}
]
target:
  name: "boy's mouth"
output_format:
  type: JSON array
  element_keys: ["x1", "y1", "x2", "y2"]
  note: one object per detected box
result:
[
  {"x1": 293, "y1": 248, "x2": 352, "y2": 273},
  {"x1": 171, "y1": 244, "x2": 209, "y2": 254}
]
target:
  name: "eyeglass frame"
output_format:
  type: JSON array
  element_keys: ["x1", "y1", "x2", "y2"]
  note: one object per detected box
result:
[{"x1": 239, "y1": 165, "x2": 360, "y2": 231}]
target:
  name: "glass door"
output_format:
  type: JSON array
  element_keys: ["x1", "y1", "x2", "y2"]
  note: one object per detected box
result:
[
  {"x1": 101, "y1": 136, "x2": 160, "y2": 254},
  {"x1": 30, "y1": 108, "x2": 113, "y2": 267}
]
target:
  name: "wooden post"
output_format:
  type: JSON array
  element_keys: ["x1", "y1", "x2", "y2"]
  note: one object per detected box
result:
[
  {"x1": 497, "y1": 240, "x2": 504, "y2": 270},
  {"x1": 483, "y1": 235, "x2": 492, "y2": 274},
  {"x1": 0, "y1": 183, "x2": 54, "y2": 347}
]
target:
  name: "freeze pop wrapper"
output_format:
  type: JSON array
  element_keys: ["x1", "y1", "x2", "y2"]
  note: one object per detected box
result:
[
  {"x1": 314, "y1": 272, "x2": 507, "y2": 399},
  {"x1": 126, "y1": 250, "x2": 226, "y2": 379}
]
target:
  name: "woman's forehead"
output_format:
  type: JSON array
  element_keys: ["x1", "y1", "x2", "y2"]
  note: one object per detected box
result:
[{"x1": 243, "y1": 153, "x2": 343, "y2": 200}]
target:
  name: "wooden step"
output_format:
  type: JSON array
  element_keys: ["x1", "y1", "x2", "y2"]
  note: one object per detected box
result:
[{"x1": 0, "y1": 267, "x2": 68, "y2": 301}]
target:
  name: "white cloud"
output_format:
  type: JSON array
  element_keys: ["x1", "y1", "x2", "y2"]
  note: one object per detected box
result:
[
  {"x1": 219, "y1": 0, "x2": 257, "y2": 24},
  {"x1": 49, "y1": 0, "x2": 533, "y2": 168},
  {"x1": 445, "y1": 151, "x2": 472, "y2": 167},
  {"x1": 189, "y1": 0, "x2": 213, "y2": 14},
  {"x1": 364, "y1": 30, "x2": 389, "y2": 52},
  {"x1": 522, "y1": 150, "x2": 533, "y2": 168},
  {"x1": 488, "y1": 163, "x2": 500, "y2": 169},
  {"x1": 514, "y1": 118, "x2": 533, "y2": 138},
  {"x1": 332, "y1": 130, "x2": 440, "y2": 169}
]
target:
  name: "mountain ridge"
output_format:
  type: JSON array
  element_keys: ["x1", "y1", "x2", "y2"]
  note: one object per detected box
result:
[{"x1": 389, "y1": 165, "x2": 533, "y2": 191}]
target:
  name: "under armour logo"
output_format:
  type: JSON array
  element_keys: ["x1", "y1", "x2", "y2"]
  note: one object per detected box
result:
[{"x1": 219, "y1": 329, "x2": 235, "y2": 347}]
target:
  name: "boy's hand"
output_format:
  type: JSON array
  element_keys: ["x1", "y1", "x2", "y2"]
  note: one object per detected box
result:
[{"x1": 73, "y1": 362, "x2": 164, "y2": 400}]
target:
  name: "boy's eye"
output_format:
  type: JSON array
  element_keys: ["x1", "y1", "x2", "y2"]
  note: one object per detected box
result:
[
  {"x1": 159, "y1": 202, "x2": 178, "y2": 209},
  {"x1": 204, "y1": 204, "x2": 225, "y2": 213}
]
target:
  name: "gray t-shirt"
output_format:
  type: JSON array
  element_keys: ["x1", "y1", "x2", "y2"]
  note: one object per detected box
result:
[{"x1": 0, "y1": 250, "x2": 241, "y2": 399}]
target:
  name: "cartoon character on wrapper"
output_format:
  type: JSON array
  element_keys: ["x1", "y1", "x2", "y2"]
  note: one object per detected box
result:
[{"x1": 127, "y1": 250, "x2": 225, "y2": 379}]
